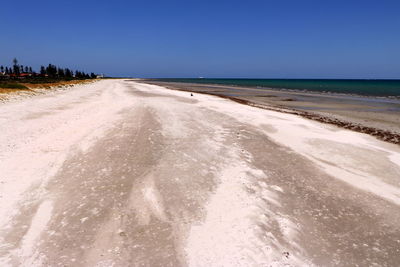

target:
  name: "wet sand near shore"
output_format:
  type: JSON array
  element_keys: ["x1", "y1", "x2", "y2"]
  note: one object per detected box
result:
[{"x1": 142, "y1": 81, "x2": 400, "y2": 144}]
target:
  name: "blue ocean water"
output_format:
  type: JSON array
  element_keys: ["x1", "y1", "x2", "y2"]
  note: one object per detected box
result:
[{"x1": 153, "y1": 79, "x2": 400, "y2": 97}]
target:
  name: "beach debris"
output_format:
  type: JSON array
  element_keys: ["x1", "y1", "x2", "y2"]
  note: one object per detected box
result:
[{"x1": 118, "y1": 229, "x2": 127, "y2": 237}]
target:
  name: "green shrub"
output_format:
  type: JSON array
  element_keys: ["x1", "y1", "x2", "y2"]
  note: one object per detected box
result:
[{"x1": 0, "y1": 82, "x2": 28, "y2": 89}]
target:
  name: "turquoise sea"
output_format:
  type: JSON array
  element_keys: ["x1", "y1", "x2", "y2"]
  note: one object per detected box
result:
[{"x1": 153, "y1": 79, "x2": 400, "y2": 98}]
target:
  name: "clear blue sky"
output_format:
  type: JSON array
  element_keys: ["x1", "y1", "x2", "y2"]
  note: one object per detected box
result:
[{"x1": 1, "y1": 0, "x2": 399, "y2": 78}]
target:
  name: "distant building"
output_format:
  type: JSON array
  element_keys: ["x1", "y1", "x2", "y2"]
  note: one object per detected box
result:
[
  {"x1": 19, "y1": 73, "x2": 33, "y2": 77},
  {"x1": 6, "y1": 73, "x2": 34, "y2": 78},
  {"x1": 96, "y1": 74, "x2": 104, "y2": 78}
]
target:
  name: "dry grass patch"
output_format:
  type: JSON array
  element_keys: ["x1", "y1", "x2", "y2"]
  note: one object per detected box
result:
[
  {"x1": 0, "y1": 79, "x2": 100, "y2": 101},
  {"x1": 0, "y1": 88, "x2": 32, "y2": 94}
]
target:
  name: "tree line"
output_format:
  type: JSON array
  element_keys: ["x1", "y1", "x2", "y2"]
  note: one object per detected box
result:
[{"x1": 0, "y1": 58, "x2": 98, "y2": 79}]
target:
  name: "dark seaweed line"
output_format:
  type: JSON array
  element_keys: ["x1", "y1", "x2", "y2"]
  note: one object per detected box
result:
[{"x1": 219, "y1": 94, "x2": 400, "y2": 145}]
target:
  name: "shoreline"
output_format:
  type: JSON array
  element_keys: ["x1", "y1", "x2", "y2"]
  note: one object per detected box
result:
[
  {"x1": 141, "y1": 80, "x2": 400, "y2": 145},
  {"x1": 222, "y1": 95, "x2": 400, "y2": 145},
  {"x1": 140, "y1": 78, "x2": 400, "y2": 99}
]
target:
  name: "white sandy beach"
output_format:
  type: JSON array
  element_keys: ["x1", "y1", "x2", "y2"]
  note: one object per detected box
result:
[{"x1": 0, "y1": 79, "x2": 399, "y2": 266}]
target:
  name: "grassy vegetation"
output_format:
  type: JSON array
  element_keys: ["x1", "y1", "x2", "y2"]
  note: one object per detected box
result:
[
  {"x1": 0, "y1": 82, "x2": 28, "y2": 90},
  {"x1": 21, "y1": 79, "x2": 97, "y2": 89},
  {"x1": 10, "y1": 77, "x2": 82, "y2": 84},
  {"x1": 0, "y1": 79, "x2": 98, "y2": 96}
]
